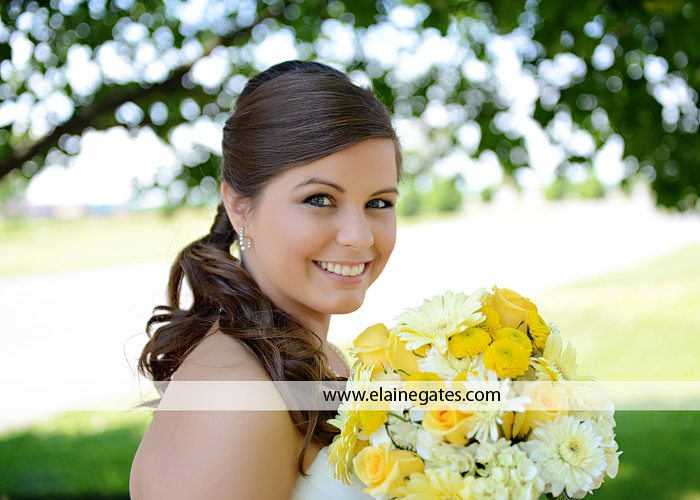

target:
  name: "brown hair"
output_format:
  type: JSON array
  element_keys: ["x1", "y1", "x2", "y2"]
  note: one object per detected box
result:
[{"x1": 138, "y1": 60, "x2": 402, "y2": 474}]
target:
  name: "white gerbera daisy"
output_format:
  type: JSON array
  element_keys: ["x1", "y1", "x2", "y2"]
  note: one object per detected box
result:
[
  {"x1": 524, "y1": 415, "x2": 607, "y2": 497},
  {"x1": 418, "y1": 347, "x2": 486, "y2": 381},
  {"x1": 372, "y1": 370, "x2": 405, "y2": 382},
  {"x1": 457, "y1": 370, "x2": 531, "y2": 443},
  {"x1": 530, "y1": 334, "x2": 581, "y2": 381},
  {"x1": 395, "y1": 290, "x2": 487, "y2": 354}
]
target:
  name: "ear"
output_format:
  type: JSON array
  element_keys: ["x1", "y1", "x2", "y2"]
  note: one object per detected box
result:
[{"x1": 221, "y1": 181, "x2": 251, "y2": 232}]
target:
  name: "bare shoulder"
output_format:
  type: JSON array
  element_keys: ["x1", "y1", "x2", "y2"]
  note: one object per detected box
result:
[
  {"x1": 173, "y1": 327, "x2": 267, "y2": 381},
  {"x1": 130, "y1": 327, "x2": 301, "y2": 500}
]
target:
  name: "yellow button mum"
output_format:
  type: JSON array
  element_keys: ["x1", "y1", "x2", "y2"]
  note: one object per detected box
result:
[
  {"x1": 483, "y1": 339, "x2": 530, "y2": 379},
  {"x1": 476, "y1": 304, "x2": 502, "y2": 334},
  {"x1": 492, "y1": 327, "x2": 533, "y2": 354},
  {"x1": 405, "y1": 372, "x2": 445, "y2": 407},
  {"x1": 527, "y1": 310, "x2": 551, "y2": 352},
  {"x1": 448, "y1": 327, "x2": 492, "y2": 358}
]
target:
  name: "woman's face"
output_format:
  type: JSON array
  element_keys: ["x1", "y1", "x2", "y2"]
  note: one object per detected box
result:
[{"x1": 225, "y1": 138, "x2": 398, "y2": 333}]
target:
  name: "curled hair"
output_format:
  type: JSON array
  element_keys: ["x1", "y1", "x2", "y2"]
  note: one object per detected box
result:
[{"x1": 138, "y1": 60, "x2": 402, "y2": 474}]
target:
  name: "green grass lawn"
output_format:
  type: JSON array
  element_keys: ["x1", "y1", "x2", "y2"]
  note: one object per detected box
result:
[
  {"x1": 1, "y1": 410, "x2": 698, "y2": 499},
  {"x1": 0, "y1": 411, "x2": 152, "y2": 499},
  {"x1": 0, "y1": 209, "x2": 215, "y2": 276},
  {"x1": 533, "y1": 242, "x2": 700, "y2": 381}
]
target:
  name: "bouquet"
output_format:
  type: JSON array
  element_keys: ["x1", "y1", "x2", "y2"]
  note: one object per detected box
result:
[{"x1": 327, "y1": 287, "x2": 620, "y2": 500}]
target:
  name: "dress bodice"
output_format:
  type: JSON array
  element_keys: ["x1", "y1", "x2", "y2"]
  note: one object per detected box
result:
[{"x1": 291, "y1": 447, "x2": 372, "y2": 500}]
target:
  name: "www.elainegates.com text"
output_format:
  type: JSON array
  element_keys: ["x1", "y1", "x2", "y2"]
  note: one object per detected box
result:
[{"x1": 322, "y1": 387, "x2": 501, "y2": 406}]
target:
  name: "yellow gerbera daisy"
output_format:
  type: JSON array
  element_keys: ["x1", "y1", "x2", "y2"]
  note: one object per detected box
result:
[
  {"x1": 394, "y1": 290, "x2": 487, "y2": 354},
  {"x1": 327, "y1": 363, "x2": 374, "y2": 484},
  {"x1": 448, "y1": 327, "x2": 491, "y2": 358},
  {"x1": 483, "y1": 339, "x2": 530, "y2": 379},
  {"x1": 530, "y1": 333, "x2": 579, "y2": 381},
  {"x1": 399, "y1": 470, "x2": 474, "y2": 500},
  {"x1": 492, "y1": 327, "x2": 533, "y2": 354},
  {"x1": 327, "y1": 412, "x2": 361, "y2": 484},
  {"x1": 354, "y1": 439, "x2": 370, "y2": 455},
  {"x1": 527, "y1": 310, "x2": 551, "y2": 352},
  {"x1": 358, "y1": 402, "x2": 388, "y2": 437},
  {"x1": 476, "y1": 304, "x2": 502, "y2": 334}
]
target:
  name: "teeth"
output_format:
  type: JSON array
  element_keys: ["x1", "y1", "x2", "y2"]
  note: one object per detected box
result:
[{"x1": 317, "y1": 262, "x2": 365, "y2": 277}]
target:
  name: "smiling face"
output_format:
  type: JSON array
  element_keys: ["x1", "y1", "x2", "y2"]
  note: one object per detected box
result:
[{"x1": 222, "y1": 138, "x2": 399, "y2": 334}]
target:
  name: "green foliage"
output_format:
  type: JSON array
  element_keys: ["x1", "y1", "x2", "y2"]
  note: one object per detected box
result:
[
  {"x1": 1, "y1": 0, "x2": 699, "y2": 211},
  {"x1": 424, "y1": 175, "x2": 464, "y2": 212},
  {"x1": 576, "y1": 174, "x2": 606, "y2": 199},
  {"x1": 480, "y1": 186, "x2": 495, "y2": 203},
  {"x1": 397, "y1": 181, "x2": 422, "y2": 217},
  {"x1": 544, "y1": 177, "x2": 574, "y2": 200}
]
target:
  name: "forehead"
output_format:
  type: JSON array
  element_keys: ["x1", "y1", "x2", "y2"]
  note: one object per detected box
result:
[{"x1": 268, "y1": 138, "x2": 398, "y2": 193}]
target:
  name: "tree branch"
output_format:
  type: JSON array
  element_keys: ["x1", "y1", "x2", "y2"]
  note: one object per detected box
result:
[{"x1": 0, "y1": 18, "x2": 265, "y2": 180}]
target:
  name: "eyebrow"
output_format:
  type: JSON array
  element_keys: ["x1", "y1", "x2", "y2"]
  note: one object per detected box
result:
[{"x1": 294, "y1": 178, "x2": 399, "y2": 197}]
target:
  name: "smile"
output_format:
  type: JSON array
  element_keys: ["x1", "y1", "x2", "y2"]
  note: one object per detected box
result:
[{"x1": 315, "y1": 261, "x2": 367, "y2": 277}]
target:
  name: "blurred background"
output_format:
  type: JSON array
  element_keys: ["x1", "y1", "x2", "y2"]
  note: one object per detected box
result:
[{"x1": 1, "y1": 0, "x2": 699, "y2": 498}]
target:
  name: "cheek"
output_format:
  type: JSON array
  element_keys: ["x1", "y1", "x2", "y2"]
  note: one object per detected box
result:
[{"x1": 376, "y1": 219, "x2": 397, "y2": 260}]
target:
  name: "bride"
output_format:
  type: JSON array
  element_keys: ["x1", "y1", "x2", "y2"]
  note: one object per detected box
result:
[{"x1": 129, "y1": 60, "x2": 402, "y2": 499}]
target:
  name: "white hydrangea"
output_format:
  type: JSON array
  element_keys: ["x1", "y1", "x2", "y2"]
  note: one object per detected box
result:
[
  {"x1": 414, "y1": 428, "x2": 443, "y2": 462},
  {"x1": 424, "y1": 442, "x2": 476, "y2": 474},
  {"x1": 386, "y1": 419, "x2": 419, "y2": 451},
  {"x1": 368, "y1": 425, "x2": 391, "y2": 447},
  {"x1": 469, "y1": 439, "x2": 543, "y2": 500}
]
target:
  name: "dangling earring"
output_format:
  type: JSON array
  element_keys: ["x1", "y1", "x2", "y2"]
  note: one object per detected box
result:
[{"x1": 240, "y1": 227, "x2": 252, "y2": 253}]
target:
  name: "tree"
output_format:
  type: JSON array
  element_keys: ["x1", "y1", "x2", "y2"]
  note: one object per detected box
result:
[{"x1": 1, "y1": 0, "x2": 698, "y2": 212}]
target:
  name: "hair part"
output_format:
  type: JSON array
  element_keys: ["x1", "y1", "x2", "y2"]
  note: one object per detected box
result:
[{"x1": 138, "y1": 60, "x2": 402, "y2": 475}]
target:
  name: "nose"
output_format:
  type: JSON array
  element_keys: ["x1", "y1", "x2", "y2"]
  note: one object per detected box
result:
[{"x1": 336, "y1": 209, "x2": 374, "y2": 249}]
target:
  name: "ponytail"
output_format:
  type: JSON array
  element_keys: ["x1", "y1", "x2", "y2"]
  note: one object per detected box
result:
[{"x1": 138, "y1": 203, "x2": 340, "y2": 474}]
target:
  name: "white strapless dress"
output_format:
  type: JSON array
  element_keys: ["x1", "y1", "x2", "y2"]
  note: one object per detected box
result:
[{"x1": 290, "y1": 447, "x2": 372, "y2": 500}]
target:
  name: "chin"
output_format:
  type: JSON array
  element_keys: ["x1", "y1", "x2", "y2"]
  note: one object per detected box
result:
[{"x1": 323, "y1": 295, "x2": 366, "y2": 315}]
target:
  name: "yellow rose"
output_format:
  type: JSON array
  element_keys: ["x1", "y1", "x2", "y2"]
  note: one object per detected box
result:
[
  {"x1": 499, "y1": 411, "x2": 515, "y2": 440},
  {"x1": 350, "y1": 324, "x2": 391, "y2": 374},
  {"x1": 385, "y1": 326, "x2": 428, "y2": 377},
  {"x1": 487, "y1": 287, "x2": 538, "y2": 334},
  {"x1": 352, "y1": 442, "x2": 424, "y2": 498},
  {"x1": 421, "y1": 402, "x2": 472, "y2": 445},
  {"x1": 512, "y1": 383, "x2": 568, "y2": 439}
]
